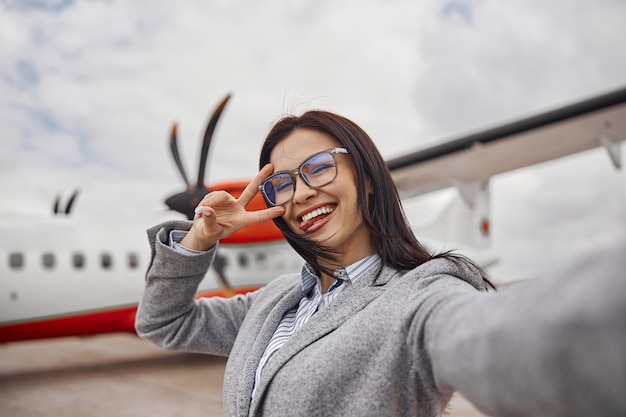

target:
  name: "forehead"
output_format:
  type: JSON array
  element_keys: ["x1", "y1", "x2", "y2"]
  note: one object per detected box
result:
[{"x1": 269, "y1": 129, "x2": 340, "y2": 170}]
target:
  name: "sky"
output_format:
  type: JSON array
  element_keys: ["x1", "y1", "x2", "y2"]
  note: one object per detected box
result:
[{"x1": 1, "y1": 0, "x2": 625, "y2": 284}]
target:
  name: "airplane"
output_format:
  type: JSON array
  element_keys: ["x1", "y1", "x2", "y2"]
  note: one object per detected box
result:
[
  {"x1": 389, "y1": 86, "x2": 626, "y2": 256},
  {"x1": 1, "y1": 87, "x2": 624, "y2": 344},
  {"x1": 0, "y1": 95, "x2": 301, "y2": 344}
]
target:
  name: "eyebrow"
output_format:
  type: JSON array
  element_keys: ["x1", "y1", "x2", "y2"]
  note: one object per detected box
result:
[{"x1": 270, "y1": 151, "x2": 313, "y2": 172}]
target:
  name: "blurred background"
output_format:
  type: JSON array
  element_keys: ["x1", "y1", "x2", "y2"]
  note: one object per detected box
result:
[
  {"x1": 1, "y1": 0, "x2": 625, "y2": 282},
  {"x1": 1, "y1": 2, "x2": 625, "y2": 416}
]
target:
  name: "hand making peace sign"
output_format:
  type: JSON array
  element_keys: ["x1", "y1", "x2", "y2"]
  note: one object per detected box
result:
[{"x1": 180, "y1": 164, "x2": 286, "y2": 251}]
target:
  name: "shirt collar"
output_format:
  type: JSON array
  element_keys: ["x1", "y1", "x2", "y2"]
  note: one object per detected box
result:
[{"x1": 300, "y1": 254, "x2": 381, "y2": 294}]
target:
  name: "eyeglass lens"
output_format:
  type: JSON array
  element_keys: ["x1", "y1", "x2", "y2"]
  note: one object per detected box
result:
[{"x1": 261, "y1": 151, "x2": 338, "y2": 206}]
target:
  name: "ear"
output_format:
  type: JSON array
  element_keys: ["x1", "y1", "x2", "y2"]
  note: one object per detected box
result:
[
  {"x1": 363, "y1": 175, "x2": 376, "y2": 215},
  {"x1": 365, "y1": 175, "x2": 374, "y2": 195}
]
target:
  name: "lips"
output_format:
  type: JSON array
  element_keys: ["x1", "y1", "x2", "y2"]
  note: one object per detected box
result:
[{"x1": 298, "y1": 205, "x2": 336, "y2": 232}]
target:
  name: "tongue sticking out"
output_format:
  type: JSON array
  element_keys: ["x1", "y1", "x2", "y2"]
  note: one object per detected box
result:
[
  {"x1": 299, "y1": 205, "x2": 336, "y2": 232},
  {"x1": 300, "y1": 212, "x2": 331, "y2": 232}
]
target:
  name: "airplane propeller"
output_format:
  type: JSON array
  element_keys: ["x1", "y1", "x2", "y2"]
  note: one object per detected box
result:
[
  {"x1": 53, "y1": 189, "x2": 80, "y2": 216},
  {"x1": 164, "y1": 94, "x2": 231, "y2": 219},
  {"x1": 164, "y1": 94, "x2": 237, "y2": 296}
]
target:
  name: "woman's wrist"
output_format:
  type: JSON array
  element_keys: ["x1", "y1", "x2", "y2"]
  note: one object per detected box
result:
[{"x1": 180, "y1": 231, "x2": 217, "y2": 252}]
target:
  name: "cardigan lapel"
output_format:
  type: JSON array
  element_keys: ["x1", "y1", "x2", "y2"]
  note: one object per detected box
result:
[
  {"x1": 247, "y1": 265, "x2": 399, "y2": 416},
  {"x1": 235, "y1": 282, "x2": 304, "y2": 417}
]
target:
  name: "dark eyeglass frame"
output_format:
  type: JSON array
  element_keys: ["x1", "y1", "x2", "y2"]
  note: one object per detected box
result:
[{"x1": 258, "y1": 147, "x2": 348, "y2": 207}]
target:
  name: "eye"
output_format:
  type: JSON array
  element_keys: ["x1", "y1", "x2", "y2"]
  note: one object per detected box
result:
[
  {"x1": 311, "y1": 162, "x2": 333, "y2": 175},
  {"x1": 304, "y1": 154, "x2": 334, "y2": 177},
  {"x1": 272, "y1": 175, "x2": 293, "y2": 192}
]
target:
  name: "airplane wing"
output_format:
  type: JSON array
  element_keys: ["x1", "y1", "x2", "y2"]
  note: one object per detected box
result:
[{"x1": 388, "y1": 87, "x2": 626, "y2": 200}]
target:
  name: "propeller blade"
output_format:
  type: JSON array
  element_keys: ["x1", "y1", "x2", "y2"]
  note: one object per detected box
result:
[
  {"x1": 53, "y1": 194, "x2": 61, "y2": 214},
  {"x1": 213, "y1": 253, "x2": 235, "y2": 297},
  {"x1": 197, "y1": 94, "x2": 231, "y2": 188},
  {"x1": 64, "y1": 188, "x2": 80, "y2": 215},
  {"x1": 169, "y1": 123, "x2": 191, "y2": 188},
  {"x1": 163, "y1": 93, "x2": 231, "y2": 219}
]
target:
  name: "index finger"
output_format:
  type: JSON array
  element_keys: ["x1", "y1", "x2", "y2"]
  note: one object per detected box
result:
[{"x1": 237, "y1": 163, "x2": 275, "y2": 208}]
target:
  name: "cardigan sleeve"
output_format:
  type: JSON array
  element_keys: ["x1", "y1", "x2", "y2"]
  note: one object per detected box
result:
[
  {"x1": 426, "y1": 250, "x2": 626, "y2": 417},
  {"x1": 135, "y1": 220, "x2": 259, "y2": 356}
]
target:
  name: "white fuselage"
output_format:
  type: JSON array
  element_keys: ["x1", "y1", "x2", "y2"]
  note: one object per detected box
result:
[{"x1": 0, "y1": 213, "x2": 302, "y2": 325}]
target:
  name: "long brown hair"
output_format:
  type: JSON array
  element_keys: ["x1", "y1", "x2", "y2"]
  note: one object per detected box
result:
[{"x1": 259, "y1": 110, "x2": 493, "y2": 288}]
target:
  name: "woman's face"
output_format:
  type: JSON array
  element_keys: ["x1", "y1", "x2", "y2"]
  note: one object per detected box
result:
[{"x1": 268, "y1": 128, "x2": 374, "y2": 265}]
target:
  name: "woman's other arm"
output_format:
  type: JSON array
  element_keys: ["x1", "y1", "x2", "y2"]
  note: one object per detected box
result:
[{"x1": 428, "y1": 250, "x2": 626, "y2": 417}]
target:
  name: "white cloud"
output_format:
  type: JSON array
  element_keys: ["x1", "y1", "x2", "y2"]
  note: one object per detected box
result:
[
  {"x1": 411, "y1": 0, "x2": 626, "y2": 140},
  {"x1": 0, "y1": 0, "x2": 625, "y2": 283}
]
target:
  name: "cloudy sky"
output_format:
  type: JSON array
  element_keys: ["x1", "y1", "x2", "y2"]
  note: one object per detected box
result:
[{"x1": 1, "y1": 0, "x2": 625, "y2": 284}]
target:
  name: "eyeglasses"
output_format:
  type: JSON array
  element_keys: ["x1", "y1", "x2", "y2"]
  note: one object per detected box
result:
[{"x1": 259, "y1": 148, "x2": 348, "y2": 206}]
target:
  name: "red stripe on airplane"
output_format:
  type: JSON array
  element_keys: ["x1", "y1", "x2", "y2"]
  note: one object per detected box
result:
[{"x1": 0, "y1": 286, "x2": 259, "y2": 343}]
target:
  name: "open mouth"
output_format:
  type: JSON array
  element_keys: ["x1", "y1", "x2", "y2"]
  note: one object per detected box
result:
[{"x1": 299, "y1": 205, "x2": 336, "y2": 232}]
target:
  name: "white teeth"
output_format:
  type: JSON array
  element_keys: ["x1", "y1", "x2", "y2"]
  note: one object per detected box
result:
[{"x1": 302, "y1": 206, "x2": 334, "y2": 222}]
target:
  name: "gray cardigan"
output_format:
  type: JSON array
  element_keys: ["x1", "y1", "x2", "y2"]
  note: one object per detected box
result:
[{"x1": 136, "y1": 221, "x2": 626, "y2": 417}]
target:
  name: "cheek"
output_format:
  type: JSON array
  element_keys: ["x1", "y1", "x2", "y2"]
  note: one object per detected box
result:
[
  {"x1": 339, "y1": 181, "x2": 361, "y2": 212},
  {"x1": 281, "y1": 206, "x2": 302, "y2": 233},
  {"x1": 280, "y1": 209, "x2": 293, "y2": 225}
]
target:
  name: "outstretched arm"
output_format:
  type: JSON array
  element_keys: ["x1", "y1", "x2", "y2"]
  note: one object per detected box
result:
[{"x1": 428, "y1": 251, "x2": 626, "y2": 417}]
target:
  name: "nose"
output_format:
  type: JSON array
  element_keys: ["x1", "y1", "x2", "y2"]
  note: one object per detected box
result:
[{"x1": 291, "y1": 174, "x2": 316, "y2": 204}]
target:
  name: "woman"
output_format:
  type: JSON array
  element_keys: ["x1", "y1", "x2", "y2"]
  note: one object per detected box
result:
[{"x1": 136, "y1": 111, "x2": 625, "y2": 417}]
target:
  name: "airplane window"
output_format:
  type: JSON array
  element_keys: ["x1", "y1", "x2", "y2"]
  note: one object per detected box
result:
[
  {"x1": 42, "y1": 252, "x2": 55, "y2": 269},
  {"x1": 255, "y1": 253, "x2": 268, "y2": 269},
  {"x1": 9, "y1": 253, "x2": 24, "y2": 269},
  {"x1": 128, "y1": 253, "x2": 139, "y2": 269},
  {"x1": 101, "y1": 253, "x2": 113, "y2": 269},
  {"x1": 238, "y1": 253, "x2": 249, "y2": 268},
  {"x1": 73, "y1": 253, "x2": 85, "y2": 269}
]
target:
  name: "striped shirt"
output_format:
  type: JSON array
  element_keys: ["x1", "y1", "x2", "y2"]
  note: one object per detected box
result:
[{"x1": 251, "y1": 254, "x2": 382, "y2": 401}]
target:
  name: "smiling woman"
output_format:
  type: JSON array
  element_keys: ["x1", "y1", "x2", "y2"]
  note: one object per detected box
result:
[
  {"x1": 264, "y1": 131, "x2": 372, "y2": 279},
  {"x1": 135, "y1": 110, "x2": 625, "y2": 417}
]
